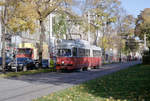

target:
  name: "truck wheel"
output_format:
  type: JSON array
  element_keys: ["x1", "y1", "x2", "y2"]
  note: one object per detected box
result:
[
  {"x1": 23, "y1": 66, "x2": 27, "y2": 71},
  {"x1": 82, "y1": 67, "x2": 87, "y2": 71}
]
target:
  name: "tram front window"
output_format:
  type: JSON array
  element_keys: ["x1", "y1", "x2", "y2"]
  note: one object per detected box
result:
[
  {"x1": 18, "y1": 49, "x2": 32, "y2": 54},
  {"x1": 57, "y1": 49, "x2": 71, "y2": 56}
]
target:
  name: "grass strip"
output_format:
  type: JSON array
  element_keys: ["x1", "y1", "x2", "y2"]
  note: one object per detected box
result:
[
  {"x1": 34, "y1": 64, "x2": 150, "y2": 101},
  {"x1": 0, "y1": 69, "x2": 55, "y2": 78}
]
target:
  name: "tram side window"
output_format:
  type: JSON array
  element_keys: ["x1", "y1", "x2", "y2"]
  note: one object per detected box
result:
[
  {"x1": 93, "y1": 50, "x2": 101, "y2": 57},
  {"x1": 78, "y1": 48, "x2": 85, "y2": 57},
  {"x1": 93, "y1": 50, "x2": 96, "y2": 57},
  {"x1": 88, "y1": 50, "x2": 90, "y2": 56},
  {"x1": 73, "y1": 47, "x2": 77, "y2": 57},
  {"x1": 85, "y1": 49, "x2": 90, "y2": 56},
  {"x1": 57, "y1": 49, "x2": 71, "y2": 56},
  {"x1": 100, "y1": 51, "x2": 102, "y2": 56}
]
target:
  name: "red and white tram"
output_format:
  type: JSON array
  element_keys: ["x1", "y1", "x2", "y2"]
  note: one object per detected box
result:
[{"x1": 56, "y1": 39, "x2": 102, "y2": 71}]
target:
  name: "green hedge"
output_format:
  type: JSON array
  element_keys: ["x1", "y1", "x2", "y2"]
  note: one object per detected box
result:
[
  {"x1": 143, "y1": 55, "x2": 150, "y2": 65},
  {"x1": 50, "y1": 59, "x2": 55, "y2": 68},
  {"x1": 143, "y1": 51, "x2": 150, "y2": 55},
  {"x1": 143, "y1": 50, "x2": 150, "y2": 65}
]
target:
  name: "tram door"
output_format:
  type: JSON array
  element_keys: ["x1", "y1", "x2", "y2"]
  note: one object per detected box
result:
[{"x1": 72, "y1": 47, "x2": 78, "y2": 68}]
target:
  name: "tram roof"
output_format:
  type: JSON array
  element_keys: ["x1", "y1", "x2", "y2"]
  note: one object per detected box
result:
[
  {"x1": 57, "y1": 39, "x2": 90, "y2": 49},
  {"x1": 91, "y1": 45, "x2": 101, "y2": 51},
  {"x1": 105, "y1": 50, "x2": 113, "y2": 55},
  {"x1": 57, "y1": 39, "x2": 101, "y2": 50}
]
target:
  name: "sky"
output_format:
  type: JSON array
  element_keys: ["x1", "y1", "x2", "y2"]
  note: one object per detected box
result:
[
  {"x1": 121, "y1": 0, "x2": 150, "y2": 18},
  {"x1": 73, "y1": 0, "x2": 150, "y2": 17}
]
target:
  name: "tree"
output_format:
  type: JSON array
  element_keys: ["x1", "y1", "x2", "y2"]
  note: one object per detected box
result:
[
  {"x1": 53, "y1": 12, "x2": 79, "y2": 39},
  {"x1": 92, "y1": 0, "x2": 121, "y2": 62},
  {"x1": 75, "y1": 0, "x2": 124, "y2": 63},
  {"x1": 0, "y1": 1, "x2": 7, "y2": 73},
  {"x1": 0, "y1": 0, "x2": 40, "y2": 72},
  {"x1": 53, "y1": 13, "x2": 68, "y2": 39},
  {"x1": 77, "y1": 0, "x2": 121, "y2": 46},
  {"x1": 1, "y1": 0, "x2": 75, "y2": 68},
  {"x1": 125, "y1": 37, "x2": 139, "y2": 53},
  {"x1": 113, "y1": 7, "x2": 137, "y2": 61},
  {"x1": 30, "y1": 0, "x2": 75, "y2": 68},
  {"x1": 135, "y1": 8, "x2": 150, "y2": 46},
  {"x1": 6, "y1": 0, "x2": 39, "y2": 33},
  {"x1": 119, "y1": 15, "x2": 136, "y2": 54},
  {"x1": 98, "y1": 35, "x2": 114, "y2": 51}
]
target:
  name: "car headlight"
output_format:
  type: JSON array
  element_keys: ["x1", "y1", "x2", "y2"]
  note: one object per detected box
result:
[
  {"x1": 8, "y1": 63, "x2": 11, "y2": 66},
  {"x1": 12, "y1": 64, "x2": 17, "y2": 67},
  {"x1": 19, "y1": 64, "x2": 23, "y2": 66}
]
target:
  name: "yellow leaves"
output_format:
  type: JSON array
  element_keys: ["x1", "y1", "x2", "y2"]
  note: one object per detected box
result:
[
  {"x1": 50, "y1": 93, "x2": 53, "y2": 97},
  {"x1": 5, "y1": 0, "x2": 75, "y2": 36},
  {"x1": 16, "y1": 1, "x2": 39, "y2": 19},
  {"x1": 67, "y1": 95, "x2": 70, "y2": 99},
  {"x1": 6, "y1": 0, "x2": 39, "y2": 34},
  {"x1": 99, "y1": 35, "x2": 114, "y2": 50},
  {"x1": 99, "y1": 34, "x2": 126, "y2": 52},
  {"x1": 141, "y1": 8, "x2": 150, "y2": 23},
  {"x1": 108, "y1": 17, "x2": 117, "y2": 23},
  {"x1": 43, "y1": 96, "x2": 47, "y2": 98},
  {"x1": 81, "y1": 21, "x2": 97, "y2": 33},
  {"x1": 79, "y1": 86, "x2": 84, "y2": 89},
  {"x1": 63, "y1": 0, "x2": 73, "y2": 5},
  {"x1": 93, "y1": 0, "x2": 100, "y2": 5},
  {"x1": 106, "y1": 97, "x2": 123, "y2": 101},
  {"x1": 0, "y1": 1, "x2": 5, "y2": 6},
  {"x1": 38, "y1": 0, "x2": 64, "y2": 19},
  {"x1": 7, "y1": 16, "x2": 38, "y2": 34}
]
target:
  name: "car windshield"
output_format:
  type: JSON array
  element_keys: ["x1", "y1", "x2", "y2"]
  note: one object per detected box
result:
[
  {"x1": 57, "y1": 49, "x2": 71, "y2": 56},
  {"x1": 0, "y1": 57, "x2": 11, "y2": 61},
  {"x1": 42, "y1": 59, "x2": 48, "y2": 63},
  {"x1": 17, "y1": 58, "x2": 28, "y2": 62},
  {"x1": 17, "y1": 49, "x2": 32, "y2": 54},
  {"x1": 0, "y1": 57, "x2": 11, "y2": 64}
]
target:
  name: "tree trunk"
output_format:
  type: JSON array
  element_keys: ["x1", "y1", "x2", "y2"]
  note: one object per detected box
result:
[
  {"x1": 93, "y1": 29, "x2": 99, "y2": 46},
  {"x1": 119, "y1": 37, "x2": 122, "y2": 62},
  {"x1": 1, "y1": 5, "x2": 7, "y2": 73},
  {"x1": 39, "y1": 20, "x2": 45, "y2": 68},
  {"x1": 1, "y1": 27, "x2": 6, "y2": 73},
  {"x1": 101, "y1": 34, "x2": 105, "y2": 64},
  {"x1": 103, "y1": 48, "x2": 106, "y2": 64}
]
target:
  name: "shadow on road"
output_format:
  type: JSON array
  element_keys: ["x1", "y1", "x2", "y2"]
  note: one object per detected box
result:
[
  {"x1": 1, "y1": 61, "x2": 143, "y2": 101},
  {"x1": 5, "y1": 61, "x2": 141, "y2": 86}
]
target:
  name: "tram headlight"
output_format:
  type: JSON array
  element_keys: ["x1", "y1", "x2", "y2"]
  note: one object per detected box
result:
[
  {"x1": 19, "y1": 64, "x2": 23, "y2": 66},
  {"x1": 62, "y1": 61, "x2": 64, "y2": 64}
]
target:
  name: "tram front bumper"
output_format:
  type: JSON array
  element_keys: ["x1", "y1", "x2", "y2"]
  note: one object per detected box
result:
[{"x1": 56, "y1": 64, "x2": 74, "y2": 70}]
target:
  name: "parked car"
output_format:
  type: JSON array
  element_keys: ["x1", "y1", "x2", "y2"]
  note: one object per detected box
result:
[
  {"x1": 10, "y1": 57, "x2": 35, "y2": 71},
  {"x1": 42, "y1": 59, "x2": 49, "y2": 68},
  {"x1": 34, "y1": 59, "x2": 49, "y2": 69},
  {"x1": 0, "y1": 57, "x2": 12, "y2": 70}
]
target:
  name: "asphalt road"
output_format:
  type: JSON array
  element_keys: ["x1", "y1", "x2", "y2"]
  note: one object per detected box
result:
[{"x1": 0, "y1": 61, "x2": 140, "y2": 101}]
